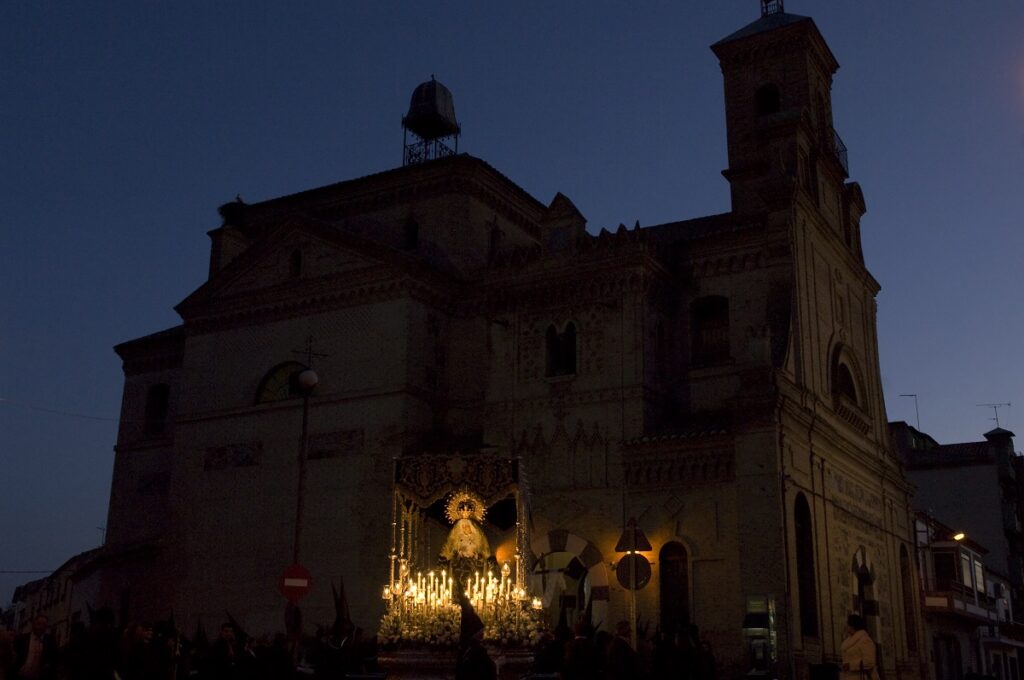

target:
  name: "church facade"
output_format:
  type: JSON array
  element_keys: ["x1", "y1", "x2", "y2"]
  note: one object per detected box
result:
[{"x1": 99, "y1": 8, "x2": 923, "y2": 679}]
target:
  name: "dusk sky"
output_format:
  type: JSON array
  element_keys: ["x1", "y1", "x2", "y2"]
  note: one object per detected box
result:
[{"x1": 2, "y1": 2, "x2": 1022, "y2": 605}]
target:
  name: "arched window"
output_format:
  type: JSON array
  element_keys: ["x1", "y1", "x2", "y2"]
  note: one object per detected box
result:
[
  {"x1": 654, "y1": 320, "x2": 667, "y2": 369},
  {"x1": 660, "y1": 541, "x2": 690, "y2": 635},
  {"x1": 545, "y1": 325, "x2": 559, "y2": 377},
  {"x1": 756, "y1": 84, "x2": 781, "y2": 116},
  {"x1": 691, "y1": 296, "x2": 730, "y2": 365},
  {"x1": 900, "y1": 544, "x2": 918, "y2": 652},
  {"x1": 545, "y1": 322, "x2": 577, "y2": 377},
  {"x1": 831, "y1": 347, "x2": 860, "y2": 405},
  {"x1": 561, "y1": 322, "x2": 577, "y2": 374},
  {"x1": 289, "y1": 249, "x2": 302, "y2": 278},
  {"x1": 836, "y1": 364, "x2": 857, "y2": 402},
  {"x1": 143, "y1": 383, "x2": 170, "y2": 437},
  {"x1": 256, "y1": 361, "x2": 308, "y2": 404},
  {"x1": 795, "y1": 493, "x2": 819, "y2": 637}
]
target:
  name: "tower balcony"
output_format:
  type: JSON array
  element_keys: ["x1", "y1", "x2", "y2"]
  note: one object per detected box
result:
[{"x1": 829, "y1": 128, "x2": 849, "y2": 176}]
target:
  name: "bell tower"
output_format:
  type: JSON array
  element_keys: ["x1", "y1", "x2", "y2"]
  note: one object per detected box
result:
[{"x1": 711, "y1": 3, "x2": 862, "y2": 249}]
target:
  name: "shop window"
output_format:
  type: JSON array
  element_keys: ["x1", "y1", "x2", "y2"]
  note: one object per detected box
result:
[{"x1": 795, "y1": 493, "x2": 819, "y2": 637}]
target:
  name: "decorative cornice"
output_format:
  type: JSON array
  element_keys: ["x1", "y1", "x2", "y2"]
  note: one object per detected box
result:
[
  {"x1": 624, "y1": 447, "x2": 735, "y2": 488},
  {"x1": 484, "y1": 386, "x2": 649, "y2": 416},
  {"x1": 184, "y1": 273, "x2": 458, "y2": 335},
  {"x1": 687, "y1": 248, "x2": 767, "y2": 279}
]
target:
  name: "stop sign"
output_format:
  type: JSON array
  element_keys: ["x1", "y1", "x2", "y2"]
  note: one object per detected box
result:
[{"x1": 279, "y1": 564, "x2": 312, "y2": 603}]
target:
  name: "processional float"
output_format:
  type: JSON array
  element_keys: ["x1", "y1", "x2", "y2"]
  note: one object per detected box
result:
[{"x1": 379, "y1": 452, "x2": 546, "y2": 649}]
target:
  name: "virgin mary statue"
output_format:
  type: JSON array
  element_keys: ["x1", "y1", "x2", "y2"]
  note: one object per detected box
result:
[{"x1": 439, "y1": 492, "x2": 492, "y2": 583}]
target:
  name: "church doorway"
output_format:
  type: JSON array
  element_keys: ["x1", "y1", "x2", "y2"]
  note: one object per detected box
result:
[{"x1": 659, "y1": 541, "x2": 690, "y2": 635}]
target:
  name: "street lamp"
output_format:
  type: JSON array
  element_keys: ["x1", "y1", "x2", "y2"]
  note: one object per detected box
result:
[{"x1": 292, "y1": 368, "x2": 318, "y2": 565}]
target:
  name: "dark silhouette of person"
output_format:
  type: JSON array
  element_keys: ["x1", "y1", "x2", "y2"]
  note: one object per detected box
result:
[
  {"x1": 205, "y1": 623, "x2": 238, "y2": 680},
  {"x1": 455, "y1": 595, "x2": 495, "y2": 680},
  {"x1": 12, "y1": 614, "x2": 58, "y2": 680},
  {"x1": 563, "y1": 621, "x2": 598, "y2": 680},
  {"x1": 605, "y1": 620, "x2": 638, "y2": 680}
]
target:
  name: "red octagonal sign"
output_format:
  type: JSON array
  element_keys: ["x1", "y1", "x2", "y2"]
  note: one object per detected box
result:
[{"x1": 279, "y1": 564, "x2": 312, "y2": 603}]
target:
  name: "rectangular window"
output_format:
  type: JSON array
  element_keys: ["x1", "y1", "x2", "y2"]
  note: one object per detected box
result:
[
  {"x1": 933, "y1": 550, "x2": 956, "y2": 590},
  {"x1": 143, "y1": 383, "x2": 170, "y2": 437},
  {"x1": 961, "y1": 553, "x2": 974, "y2": 589},
  {"x1": 974, "y1": 559, "x2": 986, "y2": 593}
]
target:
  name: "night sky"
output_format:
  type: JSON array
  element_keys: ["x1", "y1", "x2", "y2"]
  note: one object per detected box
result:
[{"x1": 2, "y1": 2, "x2": 1022, "y2": 605}]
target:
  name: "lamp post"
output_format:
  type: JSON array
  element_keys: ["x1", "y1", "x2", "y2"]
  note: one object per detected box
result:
[
  {"x1": 615, "y1": 517, "x2": 652, "y2": 649},
  {"x1": 292, "y1": 367, "x2": 318, "y2": 564}
]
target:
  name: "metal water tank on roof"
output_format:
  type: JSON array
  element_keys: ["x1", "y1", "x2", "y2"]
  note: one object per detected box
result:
[{"x1": 402, "y1": 77, "x2": 460, "y2": 140}]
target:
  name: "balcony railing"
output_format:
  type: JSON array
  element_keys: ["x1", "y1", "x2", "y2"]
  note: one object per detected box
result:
[{"x1": 830, "y1": 128, "x2": 849, "y2": 176}]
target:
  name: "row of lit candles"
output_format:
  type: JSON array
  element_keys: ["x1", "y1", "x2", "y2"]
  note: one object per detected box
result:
[{"x1": 382, "y1": 563, "x2": 543, "y2": 611}]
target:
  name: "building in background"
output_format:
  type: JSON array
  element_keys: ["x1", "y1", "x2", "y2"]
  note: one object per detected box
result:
[
  {"x1": 7, "y1": 548, "x2": 100, "y2": 645},
  {"x1": 893, "y1": 423, "x2": 1024, "y2": 680},
  {"x1": 18, "y1": 5, "x2": 925, "y2": 678},
  {"x1": 892, "y1": 423, "x2": 1024, "y2": 623},
  {"x1": 914, "y1": 511, "x2": 1023, "y2": 680}
]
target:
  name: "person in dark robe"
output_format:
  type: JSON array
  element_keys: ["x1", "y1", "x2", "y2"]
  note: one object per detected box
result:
[
  {"x1": 562, "y1": 621, "x2": 598, "y2": 680},
  {"x1": 455, "y1": 595, "x2": 495, "y2": 680},
  {"x1": 256, "y1": 633, "x2": 294, "y2": 680},
  {"x1": 690, "y1": 625, "x2": 717, "y2": 680},
  {"x1": 605, "y1": 620, "x2": 638, "y2": 680},
  {"x1": 205, "y1": 623, "x2": 238, "y2": 680}
]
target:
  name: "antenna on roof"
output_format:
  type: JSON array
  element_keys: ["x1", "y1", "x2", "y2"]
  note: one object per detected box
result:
[
  {"x1": 977, "y1": 402, "x2": 1011, "y2": 428},
  {"x1": 899, "y1": 394, "x2": 921, "y2": 430},
  {"x1": 761, "y1": 0, "x2": 784, "y2": 16}
]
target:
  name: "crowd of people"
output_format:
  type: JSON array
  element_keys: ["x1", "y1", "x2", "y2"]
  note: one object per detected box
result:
[
  {"x1": 2, "y1": 604, "x2": 722, "y2": 680},
  {"x1": 0, "y1": 610, "x2": 379, "y2": 680},
  {"x1": 527, "y1": 619, "x2": 718, "y2": 680}
]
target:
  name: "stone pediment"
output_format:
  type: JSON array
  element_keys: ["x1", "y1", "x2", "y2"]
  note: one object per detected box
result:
[
  {"x1": 217, "y1": 230, "x2": 381, "y2": 297},
  {"x1": 177, "y1": 219, "x2": 393, "y2": 317}
]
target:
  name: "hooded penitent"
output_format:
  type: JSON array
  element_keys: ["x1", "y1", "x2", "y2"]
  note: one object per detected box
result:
[{"x1": 458, "y1": 589, "x2": 485, "y2": 642}]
